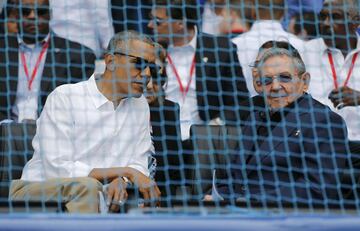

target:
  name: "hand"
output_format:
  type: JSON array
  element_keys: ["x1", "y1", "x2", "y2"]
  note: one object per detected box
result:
[
  {"x1": 106, "y1": 177, "x2": 128, "y2": 213},
  {"x1": 203, "y1": 195, "x2": 213, "y2": 201},
  {"x1": 328, "y1": 86, "x2": 360, "y2": 109},
  {"x1": 128, "y1": 169, "x2": 161, "y2": 207}
]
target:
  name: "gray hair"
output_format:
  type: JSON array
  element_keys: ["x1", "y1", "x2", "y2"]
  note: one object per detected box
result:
[
  {"x1": 258, "y1": 47, "x2": 306, "y2": 75},
  {"x1": 105, "y1": 30, "x2": 155, "y2": 55}
]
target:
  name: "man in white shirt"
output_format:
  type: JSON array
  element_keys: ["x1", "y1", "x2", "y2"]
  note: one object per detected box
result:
[
  {"x1": 49, "y1": 0, "x2": 114, "y2": 58},
  {"x1": 232, "y1": 0, "x2": 306, "y2": 97},
  {"x1": 9, "y1": 31, "x2": 161, "y2": 213},
  {"x1": 305, "y1": 0, "x2": 360, "y2": 141}
]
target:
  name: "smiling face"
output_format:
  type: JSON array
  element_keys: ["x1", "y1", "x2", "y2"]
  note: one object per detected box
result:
[
  {"x1": 257, "y1": 55, "x2": 309, "y2": 109},
  {"x1": 18, "y1": 0, "x2": 50, "y2": 44}
]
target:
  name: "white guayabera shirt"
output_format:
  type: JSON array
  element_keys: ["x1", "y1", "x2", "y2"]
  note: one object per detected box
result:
[{"x1": 21, "y1": 75, "x2": 152, "y2": 181}]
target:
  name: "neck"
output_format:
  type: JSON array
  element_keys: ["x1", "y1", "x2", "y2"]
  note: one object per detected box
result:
[
  {"x1": 172, "y1": 27, "x2": 195, "y2": 47},
  {"x1": 96, "y1": 71, "x2": 125, "y2": 107},
  {"x1": 326, "y1": 37, "x2": 357, "y2": 57}
]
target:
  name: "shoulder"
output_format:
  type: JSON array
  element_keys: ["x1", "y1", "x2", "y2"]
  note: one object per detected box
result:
[
  {"x1": 51, "y1": 34, "x2": 95, "y2": 57},
  {"x1": 303, "y1": 95, "x2": 345, "y2": 124},
  {"x1": 197, "y1": 32, "x2": 236, "y2": 49}
]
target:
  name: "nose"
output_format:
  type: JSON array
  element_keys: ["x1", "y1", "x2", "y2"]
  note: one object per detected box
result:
[
  {"x1": 270, "y1": 77, "x2": 282, "y2": 90},
  {"x1": 27, "y1": 9, "x2": 36, "y2": 19},
  {"x1": 323, "y1": 15, "x2": 331, "y2": 27}
]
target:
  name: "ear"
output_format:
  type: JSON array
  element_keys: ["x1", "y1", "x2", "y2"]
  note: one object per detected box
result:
[
  {"x1": 301, "y1": 72, "x2": 311, "y2": 92},
  {"x1": 104, "y1": 54, "x2": 116, "y2": 71}
]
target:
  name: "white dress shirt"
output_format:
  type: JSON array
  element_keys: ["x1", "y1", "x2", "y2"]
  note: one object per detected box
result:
[
  {"x1": 49, "y1": 0, "x2": 114, "y2": 58},
  {"x1": 12, "y1": 34, "x2": 50, "y2": 122},
  {"x1": 305, "y1": 37, "x2": 360, "y2": 140},
  {"x1": 21, "y1": 75, "x2": 152, "y2": 181},
  {"x1": 165, "y1": 27, "x2": 203, "y2": 141},
  {"x1": 232, "y1": 20, "x2": 306, "y2": 97}
]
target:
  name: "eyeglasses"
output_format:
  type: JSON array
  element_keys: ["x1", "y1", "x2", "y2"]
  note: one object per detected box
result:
[
  {"x1": 255, "y1": 74, "x2": 294, "y2": 86},
  {"x1": 20, "y1": 6, "x2": 49, "y2": 17},
  {"x1": 113, "y1": 52, "x2": 161, "y2": 76}
]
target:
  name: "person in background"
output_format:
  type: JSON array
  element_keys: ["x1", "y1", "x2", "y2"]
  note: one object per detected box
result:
[
  {"x1": 0, "y1": 0, "x2": 18, "y2": 34},
  {"x1": 148, "y1": 0, "x2": 249, "y2": 194},
  {"x1": 49, "y1": 0, "x2": 114, "y2": 58},
  {"x1": 304, "y1": 0, "x2": 360, "y2": 142},
  {"x1": 0, "y1": 0, "x2": 96, "y2": 122},
  {"x1": 232, "y1": 0, "x2": 305, "y2": 98},
  {"x1": 10, "y1": 31, "x2": 161, "y2": 213},
  {"x1": 217, "y1": 0, "x2": 251, "y2": 36},
  {"x1": 146, "y1": 43, "x2": 182, "y2": 199},
  {"x1": 287, "y1": 11, "x2": 321, "y2": 41}
]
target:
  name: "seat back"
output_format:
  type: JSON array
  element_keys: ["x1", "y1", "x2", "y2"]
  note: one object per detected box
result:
[
  {"x1": 0, "y1": 123, "x2": 36, "y2": 200},
  {"x1": 189, "y1": 125, "x2": 241, "y2": 198}
]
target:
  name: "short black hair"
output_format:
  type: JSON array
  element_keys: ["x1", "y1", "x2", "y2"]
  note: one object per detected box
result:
[{"x1": 154, "y1": 0, "x2": 199, "y2": 29}]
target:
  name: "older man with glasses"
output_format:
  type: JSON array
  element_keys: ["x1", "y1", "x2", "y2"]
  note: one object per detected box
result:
[
  {"x1": 9, "y1": 31, "x2": 161, "y2": 213},
  {"x1": 214, "y1": 42, "x2": 350, "y2": 205}
]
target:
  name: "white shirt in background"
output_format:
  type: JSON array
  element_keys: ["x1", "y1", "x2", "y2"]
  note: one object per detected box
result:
[
  {"x1": 232, "y1": 20, "x2": 306, "y2": 97},
  {"x1": 201, "y1": 1, "x2": 223, "y2": 35},
  {"x1": 12, "y1": 34, "x2": 50, "y2": 122},
  {"x1": 165, "y1": 27, "x2": 203, "y2": 141},
  {"x1": 49, "y1": 0, "x2": 114, "y2": 58},
  {"x1": 305, "y1": 36, "x2": 360, "y2": 141},
  {"x1": 21, "y1": 75, "x2": 152, "y2": 181}
]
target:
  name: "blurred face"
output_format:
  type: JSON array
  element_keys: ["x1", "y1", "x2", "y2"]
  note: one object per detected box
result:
[
  {"x1": 148, "y1": 7, "x2": 181, "y2": 46},
  {"x1": 18, "y1": 0, "x2": 50, "y2": 43},
  {"x1": 256, "y1": 55, "x2": 309, "y2": 109},
  {"x1": 319, "y1": 0, "x2": 357, "y2": 49},
  {"x1": 106, "y1": 40, "x2": 157, "y2": 98}
]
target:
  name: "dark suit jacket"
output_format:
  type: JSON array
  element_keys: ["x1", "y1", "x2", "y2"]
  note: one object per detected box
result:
[
  {"x1": 220, "y1": 94, "x2": 349, "y2": 203},
  {"x1": 0, "y1": 33, "x2": 96, "y2": 120},
  {"x1": 191, "y1": 33, "x2": 249, "y2": 122},
  {"x1": 150, "y1": 99, "x2": 182, "y2": 195}
]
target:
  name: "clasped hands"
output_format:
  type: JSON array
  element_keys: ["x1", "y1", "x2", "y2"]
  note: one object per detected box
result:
[{"x1": 328, "y1": 86, "x2": 360, "y2": 109}]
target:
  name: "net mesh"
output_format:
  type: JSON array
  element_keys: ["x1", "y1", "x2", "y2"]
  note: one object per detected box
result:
[{"x1": 0, "y1": 0, "x2": 360, "y2": 216}]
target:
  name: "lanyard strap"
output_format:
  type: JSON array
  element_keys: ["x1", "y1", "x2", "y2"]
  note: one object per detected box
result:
[
  {"x1": 20, "y1": 40, "x2": 50, "y2": 90},
  {"x1": 167, "y1": 54, "x2": 196, "y2": 100},
  {"x1": 327, "y1": 51, "x2": 358, "y2": 89}
]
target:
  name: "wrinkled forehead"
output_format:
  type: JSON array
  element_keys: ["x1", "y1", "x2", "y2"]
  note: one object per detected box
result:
[
  {"x1": 323, "y1": 0, "x2": 349, "y2": 11},
  {"x1": 261, "y1": 55, "x2": 296, "y2": 73}
]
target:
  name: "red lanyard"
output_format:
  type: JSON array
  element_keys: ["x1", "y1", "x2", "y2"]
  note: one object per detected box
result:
[
  {"x1": 167, "y1": 54, "x2": 196, "y2": 100},
  {"x1": 327, "y1": 51, "x2": 358, "y2": 89},
  {"x1": 20, "y1": 40, "x2": 50, "y2": 90}
]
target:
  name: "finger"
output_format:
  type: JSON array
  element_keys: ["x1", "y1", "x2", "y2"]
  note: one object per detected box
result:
[
  {"x1": 110, "y1": 187, "x2": 121, "y2": 213},
  {"x1": 142, "y1": 190, "x2": 150, "y2": 206},
  {"x1": 119, "y1": 188, "x2": 128, "y2": 202},
  {"x1": 107, "y1": 186, "x2": 115, "y2": 206}
]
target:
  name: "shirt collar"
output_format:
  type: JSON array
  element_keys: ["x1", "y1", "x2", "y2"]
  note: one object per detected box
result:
[
  {"x1": 168, "y1": 26, "x2": 198, "y2": 51},
  {"x1": 87, "y1": 74, "x2": 111, "y2": 109},
  {"x1": 17, "y1": 33, "x2": 51, "y2": 50},
  {"x1": 250, "y1": 20, "x2": 284, "y2": 32},
  {"x1": 319, "y1": 34, "x2": 360, "y2": 55}
]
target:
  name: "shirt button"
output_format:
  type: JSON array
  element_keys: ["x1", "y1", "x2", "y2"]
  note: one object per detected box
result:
[{"x1": 241, "y1": 186, "x2": 247, "y2": 191}]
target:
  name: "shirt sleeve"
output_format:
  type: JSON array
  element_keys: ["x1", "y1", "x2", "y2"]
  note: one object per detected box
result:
[{"x1": 33, "y1": 88, "x2": 93, "y2": 179}]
